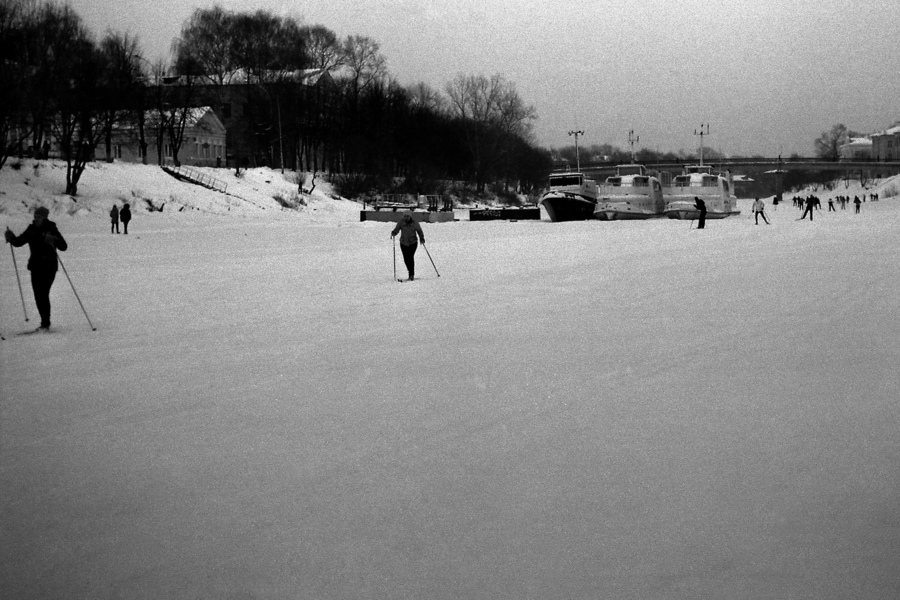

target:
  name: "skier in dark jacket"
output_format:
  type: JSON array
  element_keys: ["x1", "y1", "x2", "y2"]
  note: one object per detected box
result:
[
  {"x1": 391, "y1": 213, "x2": 425, "y2": 281},
  {"x1": 800, "y1": 196, "x2": 816, "y2": 221},
  {"x1": 694, "y1": 197, "x2": 707, "y2": 229},
  {"x1": 120, "y1": 203, "x2": 132, "y2": 234},
  {"x1": 110, "y1": 204, "x2": 120, "y2": 234},
  {"x1": 5, "y1": 206, "x2": 68, "y2": 331}
]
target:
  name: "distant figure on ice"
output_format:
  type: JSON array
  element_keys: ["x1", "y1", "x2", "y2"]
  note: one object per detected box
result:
[
  {"x1": 694, "y1": 197, "x2": 707, "y2": 229},
  {"x1": 854, "y1": 196, "x2": 862, "y2": 213},
  {"x1": 800, "y1": 196, "x2": 816, "y2": 221},
  {"x1": 110, "y1": 204, "x2": 120, "y2": 234},
  {"x1": 752, "y1": 198, "x2": 769, "y2": 224},
  {"x1": 827, "y1": 198, "x2": 836, "y2": 212},
  {"x1": 391, "y1": 213, "x2": 425, "y2": 281},
  {"x1": 4, "y1": 206, "x2": 68, "y2": 331},
  {"x1": 120, "y1": 203, "x2": 132, "y2": 234}
]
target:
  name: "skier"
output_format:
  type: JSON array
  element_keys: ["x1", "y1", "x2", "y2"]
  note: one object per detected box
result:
[
  {"x1": 694, "y1": 197, "x2": 707, "y2": 229},
  {"x1": 120, "y1": 203, "x2": 132, "y2": 234},
  {"x1": 391, "y1": 213, "x2": 425, "y2": 281},
  {"x1": 751, "y1": 198, "x2": 769, "y2": 225},
  {"x1": 800, "y1": 196, "x2": 816, "y2": 221},
  {"x1": 5, "y1": 206, "x2": 68, "y2": 332},
  {"x1": 110, "y1": 204, "x2": 120, "y2": 234}
]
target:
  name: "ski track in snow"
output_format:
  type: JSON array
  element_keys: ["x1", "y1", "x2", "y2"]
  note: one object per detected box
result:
[{"x1": 1, "y1": 162, "x2": 899, "y2": 599}]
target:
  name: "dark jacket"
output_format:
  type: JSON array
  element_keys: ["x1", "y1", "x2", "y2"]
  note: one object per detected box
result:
[
  {"x1": 391, "y1": 215, "x2": 425, "y2": 246},
  {"x1": 8, "y1": 219, "x2": 67, "y2": 272},
  {"x1": 120, "y1": 205, "x2": 132, "y2": 222}
]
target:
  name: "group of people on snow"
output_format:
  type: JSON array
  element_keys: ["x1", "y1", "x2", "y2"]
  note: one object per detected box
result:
[{"x1": 109, "y1": 203, "x2": 132, "y2": 234}]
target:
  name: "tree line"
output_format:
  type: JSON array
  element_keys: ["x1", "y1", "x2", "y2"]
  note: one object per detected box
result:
[{"x1": 1, "y1": 1, "x2": 553, "y2": 198}]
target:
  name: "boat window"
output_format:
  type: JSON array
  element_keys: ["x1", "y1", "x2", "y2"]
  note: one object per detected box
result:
[
  {"x1": 617, "y1": 165, "x2": 644, "y2": 176},
  {"x1": 550, "y1": 175, "x2": 583, "y2": 186},
  {"x1": 674, "y1": 176, "x2": 690, "y2": 186},
  {"x1": 606, "y1": 177, "x2": 622, "y2": 187},
  {"x1": 632, "y1": 177, "x2": 649, "y2": 187},
  {"x1": 701, "y1": 176, "x2": 718, "y2": 186}
]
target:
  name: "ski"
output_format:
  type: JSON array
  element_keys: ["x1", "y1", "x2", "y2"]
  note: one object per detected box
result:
[{"x1": 16, "y1": 327, "x2": 51, "y2": 336}]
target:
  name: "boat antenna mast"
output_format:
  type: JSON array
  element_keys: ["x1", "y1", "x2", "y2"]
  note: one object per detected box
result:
[
  {"x1": 628, "y1": 129, "x2": 640, "y2": 164},
  {"x1": 568, "y1": 129, "x2": 584, "y2": 172},
  {"x1": 694, "y1": 123, "x2": 710, "y2": 166}
]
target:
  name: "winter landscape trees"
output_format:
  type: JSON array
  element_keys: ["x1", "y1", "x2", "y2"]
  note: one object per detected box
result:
[{"x1": 2, "y1": 0, "x2": 550, "y2": 199}]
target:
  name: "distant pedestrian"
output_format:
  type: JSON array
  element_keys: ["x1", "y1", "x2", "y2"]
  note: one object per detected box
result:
[
  {"x1": 391, "y1": 213, "x2": 425, "y2": 281},
  {"x1": 752, "y1": 198, "x2": 769, "y2": 224},
  {"x1": 827, "y1": 198, "x2": 835, "y2": 212},
  {"x1": 854, "y1": 196, "x2": 862, "y2": 213},
  {"x1": 120, "y1": 203, "x2": 132, "y2": 234},
  {"x1": 110, "y1": 204, "x2": 120, "y2": 234},
  {"x1": 800, "y1": 196, "x2": 816, "y2": 221},
  {"x1": 694, "y1": 197, "x2": 706, "y2": 229},
  {"x1": 4, "y1": 207, "x2": 68, "y2": 331},
  {"x1": 772, "y1": 196, "x2": 779, "y2": 211}
]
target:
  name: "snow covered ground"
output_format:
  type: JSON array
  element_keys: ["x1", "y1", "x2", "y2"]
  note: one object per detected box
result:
[{"x1": 2, "y1": 161, "x2": 899, "y2": 599}]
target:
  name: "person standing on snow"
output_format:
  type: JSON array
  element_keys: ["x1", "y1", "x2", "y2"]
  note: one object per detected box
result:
[
  {"x1": 110, "y1": 204, "x2": 120, "y2": 234},
  {"x1": 120, "y1": 203, "x2": 132, "y2": 234},
  {"x1": 391, "y1": 213, "x2": 425, "y2": 281},
  {"x1": 5, "y1": 206, "x2": 68, "y2": 331},
  {"x1": 800, "y1": 196, "x2": 816, "y2": 221},
  {"x1": 694, "y1": 197, "x2": 707, "y2": 229},
  {"x1": 751, "y1": 198, "x2": 769, "y2": 225},
  {"x1": 854, "y1": 196, "x2": 862, "y2": 214}
]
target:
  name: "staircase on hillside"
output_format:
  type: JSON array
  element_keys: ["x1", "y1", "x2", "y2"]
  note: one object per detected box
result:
[{"x1": 162, "y1": 165, "x2": 228, "y2": 194}]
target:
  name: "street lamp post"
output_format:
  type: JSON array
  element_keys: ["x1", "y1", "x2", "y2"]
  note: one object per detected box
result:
[
  {"x1": 568, "y1": 129, "x2": 584, "y2": 172},
  {"x1": 694, "y1": 123, "x2": 710, "y2": 166}
]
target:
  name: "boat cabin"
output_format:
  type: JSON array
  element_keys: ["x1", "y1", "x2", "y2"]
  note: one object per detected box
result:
[{"x1": 549, "y1": 173, "x2": 585, "y2": 188}]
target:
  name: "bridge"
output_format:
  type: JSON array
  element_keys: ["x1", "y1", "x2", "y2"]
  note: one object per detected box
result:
[{"x1": 573, "y1": 158, "x2": 900, "y2": 179}]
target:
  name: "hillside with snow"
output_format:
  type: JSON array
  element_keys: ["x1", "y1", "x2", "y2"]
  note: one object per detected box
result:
[{"x1": 2, "y1": 160, "x2": 899, "y2": 600}]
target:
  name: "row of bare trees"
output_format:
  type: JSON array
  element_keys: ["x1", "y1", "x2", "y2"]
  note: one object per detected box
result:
[{"x1": 2, "y1": 1, "x2": 551, "y2": 197}]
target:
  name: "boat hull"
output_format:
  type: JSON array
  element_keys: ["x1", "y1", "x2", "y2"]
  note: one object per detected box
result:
[
  {"x1": 541, "y1": 193, "x2": 597, "y2": 222},
  {"x1": 595, "y1": 208, "x2": 662, "y2": 220}
]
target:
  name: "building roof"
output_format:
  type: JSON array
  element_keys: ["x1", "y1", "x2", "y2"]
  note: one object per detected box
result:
[{"x1": 872, "y1": 125, "x2": 900, "y2": 137}]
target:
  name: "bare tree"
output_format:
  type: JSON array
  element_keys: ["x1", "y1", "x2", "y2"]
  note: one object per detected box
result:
[
  {"x1": 341, "y1": 35, "x2": 387, "y2": 98},
  {"x1": 173, "y1": 5, "x2": 236, "y2": 86},
  {"x1": 99, "y1": 31, "x2": 142, "y2": 162},
  {"x1": 445, "y1": 72, "x2": 536, "y2": 191},
  {"x1": 302, "y1": 25, "x2": 343, "y2": 72},
  {"x1": 0, "y1": 0, "x2": 39, "y2": 167},
  {"x1": 815, "y1": 124, "x2": 849, "y2": 161}
]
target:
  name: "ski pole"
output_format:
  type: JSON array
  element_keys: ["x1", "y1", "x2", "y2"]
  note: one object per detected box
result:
[
  {"x1": 9, "y1": 242, "x2": 29, "y2": 322},
  {"x1": 57, "y1": 255, "x2": 96, "y2": 331},
  {"x1": 392, "y1": 236, "x2": 397, "y2": 281},
  {"x1": 422, "y1": 242, "x2": 440, "y2": 277}
]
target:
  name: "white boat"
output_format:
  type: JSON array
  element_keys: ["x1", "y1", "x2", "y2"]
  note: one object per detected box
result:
[
  {"x1": 540, "y1": 171, "x2": 599, "y2": 222},
  {"x1": 594, "y1": 164, "x2": 665, "y2": 220},
  {"x1": 664, "y1": 165, "x2": 740, "y2": 219}
]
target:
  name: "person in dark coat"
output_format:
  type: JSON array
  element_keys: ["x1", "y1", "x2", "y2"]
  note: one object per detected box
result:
[
  {"x1": 800, "y1": 196, "x2": 816, "y2": 221},
  {"x1": 5, "y1": 206, "x2": 68, "y2": 331},
  {"x1": 854, "y1": 196, "x2": 862, "y2": 213},
  {"x1": 110, "y1": 204, "x2": 120, "y2": 234},
  {"x1": 120, "y1": 203, "x2": 132, "y2": 234},
  {"x1": 694, "y1": 197, "x2": 707, "y2": 229},
  {"x1": 391, "y1": 213, "x2": 425, "y2": 281}
]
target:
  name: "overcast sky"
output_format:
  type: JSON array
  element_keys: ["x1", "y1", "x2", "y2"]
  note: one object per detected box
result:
[{"x1": 67, "y1": 0, "x2": 900, "y2": 157}]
